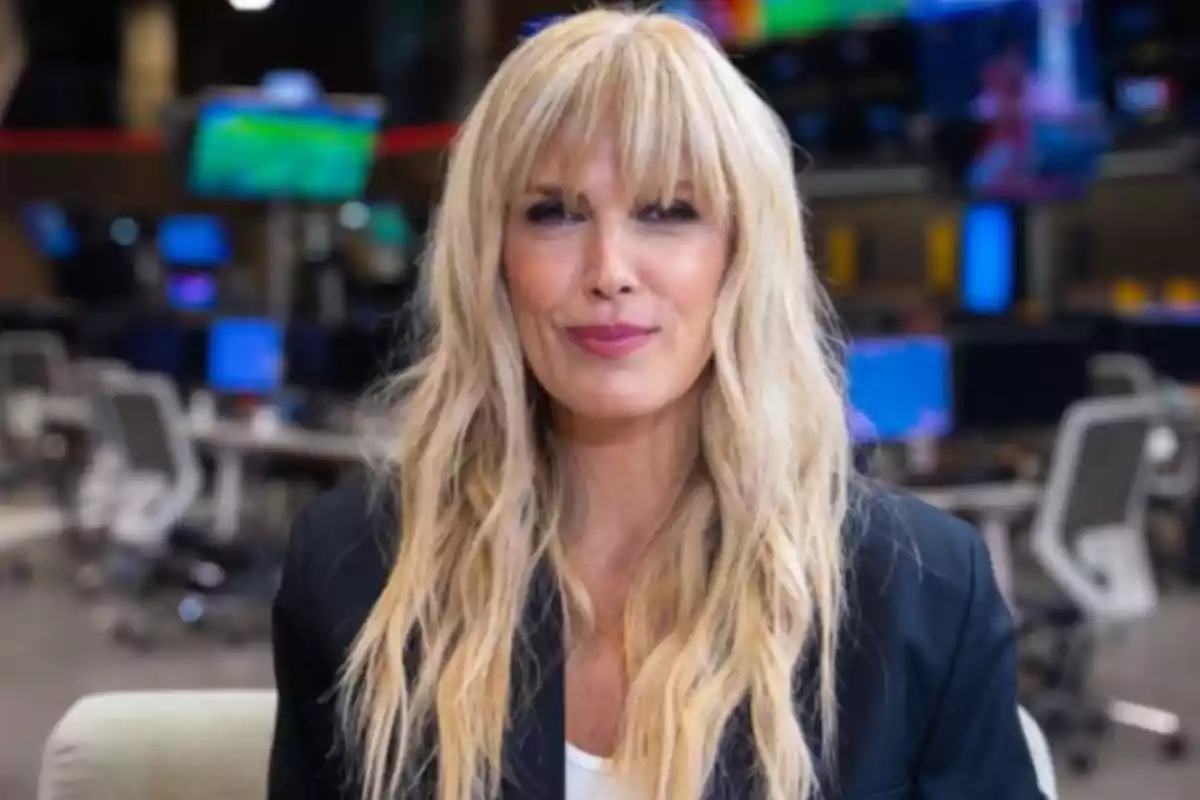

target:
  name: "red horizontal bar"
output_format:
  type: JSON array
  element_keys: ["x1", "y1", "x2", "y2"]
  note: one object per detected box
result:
[{"x1": 0, "y1": 123, "x2": 459, "y2": 155}]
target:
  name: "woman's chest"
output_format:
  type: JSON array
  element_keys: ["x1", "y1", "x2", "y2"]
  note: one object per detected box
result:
[{"x1": 564, "y1": 640, "x2": 626, "y2": 757}]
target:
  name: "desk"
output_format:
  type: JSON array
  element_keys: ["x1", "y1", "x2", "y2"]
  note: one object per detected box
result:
[
  {"x1": 44, "y1": 395, "x2": 1041, "y2": 589},
  {"x1": 43, "y1": 397, "x2": 370, "y2": 462},
  {"x1": 42, "y1": 396, "x2": 375, "y2": 538},
  {"x1": 915, "y1": 482, "x2": 1042, "y2": 608}
]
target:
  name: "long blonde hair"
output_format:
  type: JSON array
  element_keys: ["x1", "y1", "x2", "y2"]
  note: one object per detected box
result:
[{"x1": 340, "y1": 9, "x2": 851, "y2": 800}]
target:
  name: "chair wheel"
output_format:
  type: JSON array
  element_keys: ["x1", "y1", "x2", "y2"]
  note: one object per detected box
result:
[
  {"x1": 3, "y1": 558, "x2": 32, "y2": 585},
  {"x1": 112, "y1": 619, "x2": 154, "y2": 652},
  {"x1": 1068, "y1": 751, "x2": 1096, "y2": 775},
  {"x1": 221, "y1": 627, "x2": 251, "y2": 646},
  {"x1": 1163, "y1": 733, "x2": 1188, "y2": 761},
  {"x1": 1085, "y1": 709, "x2": 1110, "y2": 737}
]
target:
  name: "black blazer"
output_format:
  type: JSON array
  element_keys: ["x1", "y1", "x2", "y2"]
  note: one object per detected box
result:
[{"x1": 269, "y1": 479, "x2": 1046, "y2": 799}]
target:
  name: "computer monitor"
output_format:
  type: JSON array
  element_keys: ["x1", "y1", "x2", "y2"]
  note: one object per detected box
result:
[
  {"x1": 207, "y1": 318, "x2": 284, "y2": 396},
  {"x1": 952, "y1": 323, "x2": 1092, "y2": 430},
  {"x1": 189, "y1": 92, "x2": 384, "y2": 202},
  {"x1": 961, "y1": 202, "x2": 1024, "y2": 314},
  {"x1": 848, "y1": 336, "x2": 954, "y2": 443},
  {"x1": 1125, "y1": 320, "x2": 1200, "y2": 382},
  {"x1": 158, "y1": 215, "x2": 230, "y2": 268},
  {"x1": 919, "y1": 0, "x2": 1109, "y2": 201},
  {"x1": 285, "y1": 324, "x2": 331, "y2": 390},
  {"x1": 166, "y1": 273, "x2": 218, "y2": 312},
  {"x1": 122, "y1": 320, "x2": 209, "y2": 389},
  {"x1": 19, "y1": 203, "x2": 78, "y2": 260},
  {"x1": 123, "y1": 320, "x2": 185, "y2": 378}
]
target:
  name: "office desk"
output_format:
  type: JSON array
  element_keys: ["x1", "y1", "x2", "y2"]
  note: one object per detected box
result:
[
  {"x1": 42, "y1": 396, "x2": 374, "y2": 538},
  {"x1": 44, "y1": 394, "x2": 1041, "y2": 591},
  {"x1": 195, "y1": 420, "x2": 373, "y2": 538},
  {"x1": 915, "y1": 482, "x2": 1042, "y2": 608},
  {"x1": 43, "y1": 397, "x2": 369, "y2": 462}
]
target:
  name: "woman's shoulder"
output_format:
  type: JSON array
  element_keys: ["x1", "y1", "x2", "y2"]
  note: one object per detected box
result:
[
  {"x1": 845, "y1": 479, "x2": 991, "y2": 607},
  {"x1": 831, "y1": 482, "x2": 1032, "y2": 794},
  {"x1": 835, "y1": 480, "x2": 1013, "y2": 735},
  {"x1": 280, "y1": 476, "x2": 398, "y2": 660}
]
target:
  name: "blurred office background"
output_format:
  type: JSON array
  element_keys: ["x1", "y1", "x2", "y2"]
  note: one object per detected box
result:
[{"x1": 2, "y1": 1, "x2": 1200, "y2": 798}]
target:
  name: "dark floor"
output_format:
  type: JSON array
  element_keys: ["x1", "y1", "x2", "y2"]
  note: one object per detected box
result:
[{"x1": 2, "y1": 512, "x2": 1199, "y2": 800}]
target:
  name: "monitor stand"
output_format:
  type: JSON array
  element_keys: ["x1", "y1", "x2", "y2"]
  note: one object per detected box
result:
[{"x1": 905, "y1": 436, "x2": 938, "y2": 478}]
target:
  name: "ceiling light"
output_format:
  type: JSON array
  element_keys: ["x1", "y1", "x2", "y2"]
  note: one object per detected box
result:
[{"x1": 228, "y1": 0, "x2": 274, "y2": 12}]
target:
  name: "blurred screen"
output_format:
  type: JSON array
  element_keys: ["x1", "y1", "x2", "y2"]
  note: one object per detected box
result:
[
  {"x1": 848, "y1": 336, "x2": 953, "y2": 443},
  {"x1": 921, "y1": 0, "x2": 1109, "y2": 200},
  {"x1": 285, "y1": 324, "x2": 331, "y2": 390},
  {"x1": 961, "y1": 203, "x2": 1016, "y2": 314},
  {"x1": 1126, "y1": 322, "x2": 1200, "y2": 382},
  {"x1": 740, "y1": 36, "x2": 838, "y2": 154},
  {"x1": 1095, "y1": 0, "x2": 1182, "y2": 133},
  {"x1": 207, "y1": 318, "x2": 284, "y2": 395},
  {"x1": 829, "y1": 23, "x2": 919, "y2": 155},
  {"x1": 952, "y1": 324, "x2": 1092, "y2": 429},
  {"x1": 189, "y1": 94, "x2": 383, "y2": 201},
  {"x1": 20, "y1": 204, "x2": 78, "y2": 260},
  {"x1": 658, "y1": 1, "x2": 754, "y2": 43},
  {"x1": 368, "y1": 204, "x2": 416, "y2": 249},
  {"x1": 910, "y1": 0, "x2": 1019, "y2": 19},
  {"x1": 123, "y1": 320, "x2": 184, "y2": 378},
  {"x1": 157, "y1": 215, "x2": 231, "y2": 268},
  {"x1": 166, "y1": 273, "x2": 218, "y2": 313}
]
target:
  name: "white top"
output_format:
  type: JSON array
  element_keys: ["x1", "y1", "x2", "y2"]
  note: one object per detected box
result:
[{"x1": 566, "y1": 743, "x2": 634, "y2": 799}]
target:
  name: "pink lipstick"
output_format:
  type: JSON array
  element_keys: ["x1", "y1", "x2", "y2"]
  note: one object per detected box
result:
[{"x1": 565, "y1": 324, "x2": 657, "y2": 358}]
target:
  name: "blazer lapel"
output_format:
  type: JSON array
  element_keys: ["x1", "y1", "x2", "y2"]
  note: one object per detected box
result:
[{"x1": 501, "y1": 562, "x2": 567, "y2": 799}]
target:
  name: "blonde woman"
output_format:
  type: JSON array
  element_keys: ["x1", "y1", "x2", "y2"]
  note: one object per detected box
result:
[{"x1": 269, "y1": 9, "x2": 1044, "y2": 800}]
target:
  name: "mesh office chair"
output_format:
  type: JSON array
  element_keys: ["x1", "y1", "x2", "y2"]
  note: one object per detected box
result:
[
  {"x1": 1025, "y1": 395, "x2": 1187, "y2": 771},
  {"x1": 0, "y1": 331, "x2": 71, "y2": 482},
  {"x1": 69, "y1": 365, "x2": 139, "y2": 593},
  {"x1": 1088, "y1": 353, "x2": 1156, "y2": 398},
  {"x1": 0, "y1": 331, "x2": 73, "y2": 583},
  {"x1": 96, "y1": 374, "x2": 280, "y2": 649},
  {"x1": 1088, "y1": 353, "x2": 1200, "y2": 573}
]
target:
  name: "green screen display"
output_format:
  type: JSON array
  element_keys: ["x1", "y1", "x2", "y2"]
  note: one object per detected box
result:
[
  {"x1": 760, "y1": 0, "x2": 908, "y2": 39},
  {"x1": 190, "y1": 98, "x2": 382, "y2": 202},
  {"x1": 761, "y1": 0, "x2": 837, "y2": 38},
  {"x1": 837, "y1": 0, "x2": 910, "y2": 21},
  {"x1": 368, "y1": 204, "x2": 416, "y2": 249}
]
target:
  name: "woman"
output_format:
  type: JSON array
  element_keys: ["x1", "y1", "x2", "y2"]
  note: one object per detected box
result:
[{"x1": 270, "y1": 9, "x2": 1045, "y2": 800}]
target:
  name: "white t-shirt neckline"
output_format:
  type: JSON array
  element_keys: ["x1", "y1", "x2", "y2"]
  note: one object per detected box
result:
[{"x1": 566, "y1": 742, "x2": 611, "y2": 772}]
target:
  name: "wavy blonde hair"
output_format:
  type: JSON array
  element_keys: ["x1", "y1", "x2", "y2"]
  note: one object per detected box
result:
[{"x1": 340, "y1": 8, "x2": 851, "y2": 800}]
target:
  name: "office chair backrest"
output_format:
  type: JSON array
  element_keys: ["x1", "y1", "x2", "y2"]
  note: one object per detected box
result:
[
  {"x1": 1032, "y1": 396, "x2": 1158, "y2": 623},
  {"x1": 0, "y1": 331, "x2": 71, "y2": 444},
  {"x1": 1088, "y1": 353, "x2": 1156, "y2": 398},
  {"x1": 1088, "y1": 353, "x2": 1198, "y2": 501},
  {"x1": 102, "y1": 374, "x2": 202, "y2": 551},
  {"x1": 0, "y1": 330, "x2": 70, "y2": 394},
  {"x1": 107, "y1": 377, "x2": 191, "y2": 483}
]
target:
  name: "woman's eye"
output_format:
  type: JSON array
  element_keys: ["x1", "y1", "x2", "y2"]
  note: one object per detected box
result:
[
  {"x1": 638, "y1": 201, "x2": 699, "y2": 223},
  {"x1": 524, "y1": 200, "x2": 580, "y2": 225}
]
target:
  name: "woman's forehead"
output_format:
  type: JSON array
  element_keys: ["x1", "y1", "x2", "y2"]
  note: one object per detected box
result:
[{"x1": 515, "y1": 134, "x2": 701, "y2": 200}]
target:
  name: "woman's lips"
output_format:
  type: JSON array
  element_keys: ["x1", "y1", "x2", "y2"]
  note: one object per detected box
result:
[{"x1": 565, "y1": 324, "x2": 658, "y2": 358}]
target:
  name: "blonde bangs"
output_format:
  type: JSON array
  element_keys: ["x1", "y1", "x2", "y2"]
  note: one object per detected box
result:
[{"x1": 487, "y1": 12, "x2": 734, "y2": 222}]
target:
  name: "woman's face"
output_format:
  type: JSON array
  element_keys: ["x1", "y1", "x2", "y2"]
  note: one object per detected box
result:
[{"x1": 503, "y1": 139, "x2": 729, "y2": 423}]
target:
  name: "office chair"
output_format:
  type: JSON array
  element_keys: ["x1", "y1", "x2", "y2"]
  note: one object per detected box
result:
[
  {"x1": 1088, "y1": 353, "x2": 1200, "y2": 579},
  {"x1": 1022, "y1": 395, "x2": 1187, "y2": 773},
  {"x1": 0, "y1": 331, "x2": 72, "y2": 483},
  {"x1": 70, "y1": 365, "x2": 137, "y2": 594},
  {"x1": 0, "y1": 331, "x2": 73, "y2": 583},
  {"x1": 94, "y1": 374, "x2": 282, "y2": 649},
  {"x1": 1088, "y1": 353, "x2": 1156, "y2": 398}
]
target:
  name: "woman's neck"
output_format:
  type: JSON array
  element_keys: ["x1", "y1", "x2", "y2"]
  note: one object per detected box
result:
[{"x1": 555, "y1": 392, "x2": 701, "y2": 576}]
